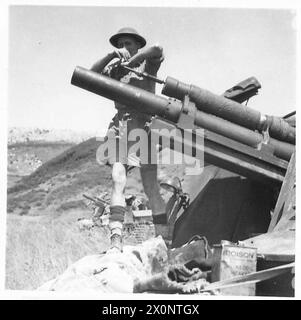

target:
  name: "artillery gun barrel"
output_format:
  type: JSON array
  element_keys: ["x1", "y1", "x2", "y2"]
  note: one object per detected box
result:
[
  {"x1": 162, "y1": 77, "x2": 295, "y2": 144},
  {"x1": 71, "y1": 66, "x2": 294, "y2": 161},
  {"x1": 71, "y1": 66, "x2": 182, "y2": 122}
]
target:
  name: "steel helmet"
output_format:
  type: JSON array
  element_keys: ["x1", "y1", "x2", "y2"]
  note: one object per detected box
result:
[{"x1": 109, "y1": 27, "x2": 146, "y2": 48}]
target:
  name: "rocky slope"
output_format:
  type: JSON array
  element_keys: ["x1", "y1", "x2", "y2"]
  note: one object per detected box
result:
[
  {"x1": 8, "y1": 135, "x2": 185, "y2": 214},
  {"x1": 7, "y1": 126, "x2": 185, "y2": 216},
  {"x1": 7, "y1": 127, "x2": 101, "y2": 187},
  {"x1": 7, "y1": 137, "x2": 111, "y2": 215},
  {"x1": 8, "y1": 127, "x2": 100, "y2": 146}
]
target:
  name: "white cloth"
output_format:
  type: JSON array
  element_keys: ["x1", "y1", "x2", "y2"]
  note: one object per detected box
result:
[{"x1": 38, "y1": 236, "x2": 168, "y2": 293}]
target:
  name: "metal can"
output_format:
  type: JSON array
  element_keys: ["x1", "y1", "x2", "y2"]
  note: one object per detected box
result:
[{"x1": 211, "y1": 241, "x2": 257, "y2": 296}]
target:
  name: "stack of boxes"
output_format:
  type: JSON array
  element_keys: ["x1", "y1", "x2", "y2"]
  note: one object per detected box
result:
[{"x1": 124, "y1": 210, "x2": 156, "y2": 245}]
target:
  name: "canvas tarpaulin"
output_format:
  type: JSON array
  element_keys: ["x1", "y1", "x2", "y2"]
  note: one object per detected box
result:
[{"x1": 172, "y1": 165, "x2": 275, "y2": 248}]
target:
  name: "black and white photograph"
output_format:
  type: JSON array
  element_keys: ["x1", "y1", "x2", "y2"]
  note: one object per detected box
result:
[{"x1": 0, "y1": 0, "x2": 299, "y2": 300}]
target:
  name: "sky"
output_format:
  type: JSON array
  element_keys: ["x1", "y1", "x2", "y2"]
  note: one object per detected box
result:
[{"x1": 6, "y1": 3, "x2": 297, "y2": 135}]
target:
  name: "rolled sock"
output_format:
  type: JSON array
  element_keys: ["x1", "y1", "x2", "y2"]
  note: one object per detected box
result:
[{"x1": 109, "y1": 205, "x2": 127, "y2": 223}]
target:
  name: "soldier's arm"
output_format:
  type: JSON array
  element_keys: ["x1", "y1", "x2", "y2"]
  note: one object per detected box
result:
[
  {"x1": 125, "y1": 44, "x2": 164, "y2": 68},
  {"x1": 90, "y1": 52, "x2": 116, "y2": 73},
  {"x1": 91, "y1": 48, "x2": 131, "y2": 73}
]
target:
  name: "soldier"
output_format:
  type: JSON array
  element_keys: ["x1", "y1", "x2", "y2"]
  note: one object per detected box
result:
[{"x1": 91, "y1": 27, "x2": 166, "y2": 251}]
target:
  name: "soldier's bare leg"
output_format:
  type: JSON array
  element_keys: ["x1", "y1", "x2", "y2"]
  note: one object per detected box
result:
[{"x1": 111, "y1": 162, "x2": 127, "y2": 207}]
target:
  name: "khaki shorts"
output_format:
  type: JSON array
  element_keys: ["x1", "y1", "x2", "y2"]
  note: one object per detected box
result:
[{"x1": 101, "y1": 110, "x2": 154, "y2": 166}]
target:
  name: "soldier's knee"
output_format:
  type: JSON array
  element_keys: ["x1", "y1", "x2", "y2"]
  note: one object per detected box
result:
[{"x1": 112, "y1": 162, "x2": 126, "y2": 185}]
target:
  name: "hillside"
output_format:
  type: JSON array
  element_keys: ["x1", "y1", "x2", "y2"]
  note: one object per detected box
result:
[
  {"x1": 6, "y1": 132, "x2": 184, "y2": 290},
  {"x1": 7, "y1": 135, "x2": 185, "y2": 217},
  {"x1": 6, "y1": 137, "x2": 117, "y2": 290},
  {"x1": 7, "y1": 138, "x2": 113, "y2": 216},
  {"x1": 7, "y1": 127, "x2": 101, "y2": 189},
  {"x1": 8, "y1": 143, "x2": 74, "y2": 179}
]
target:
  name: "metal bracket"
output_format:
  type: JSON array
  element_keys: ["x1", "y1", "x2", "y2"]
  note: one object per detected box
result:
[
  {"x1": 177, "y1": 95, "x2": 197, "y2": 129},
  {"x1": 256, "y1": 115, "x2": 275, "y2": 156}
]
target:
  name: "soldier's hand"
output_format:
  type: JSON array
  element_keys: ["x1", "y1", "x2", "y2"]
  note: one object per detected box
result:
[{"x1": 113, "y1": 48, "x2": 131, "y2": 61}]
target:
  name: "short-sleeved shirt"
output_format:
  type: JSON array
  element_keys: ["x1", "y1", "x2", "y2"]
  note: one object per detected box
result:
[
  {"x1": 102, "y1": 54, "x2": 164, "y2": 118},
  {"x1": 100, "y1": 53, "x2": 164, "y2": 165}
]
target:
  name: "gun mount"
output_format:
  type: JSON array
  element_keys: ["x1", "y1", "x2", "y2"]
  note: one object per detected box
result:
[
  {"x1": 71, "y1": 66, "x2": 295, "y2": 297},
  {"x1": 71, "y1": 66, "x2": 295, "y2": 186}
]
